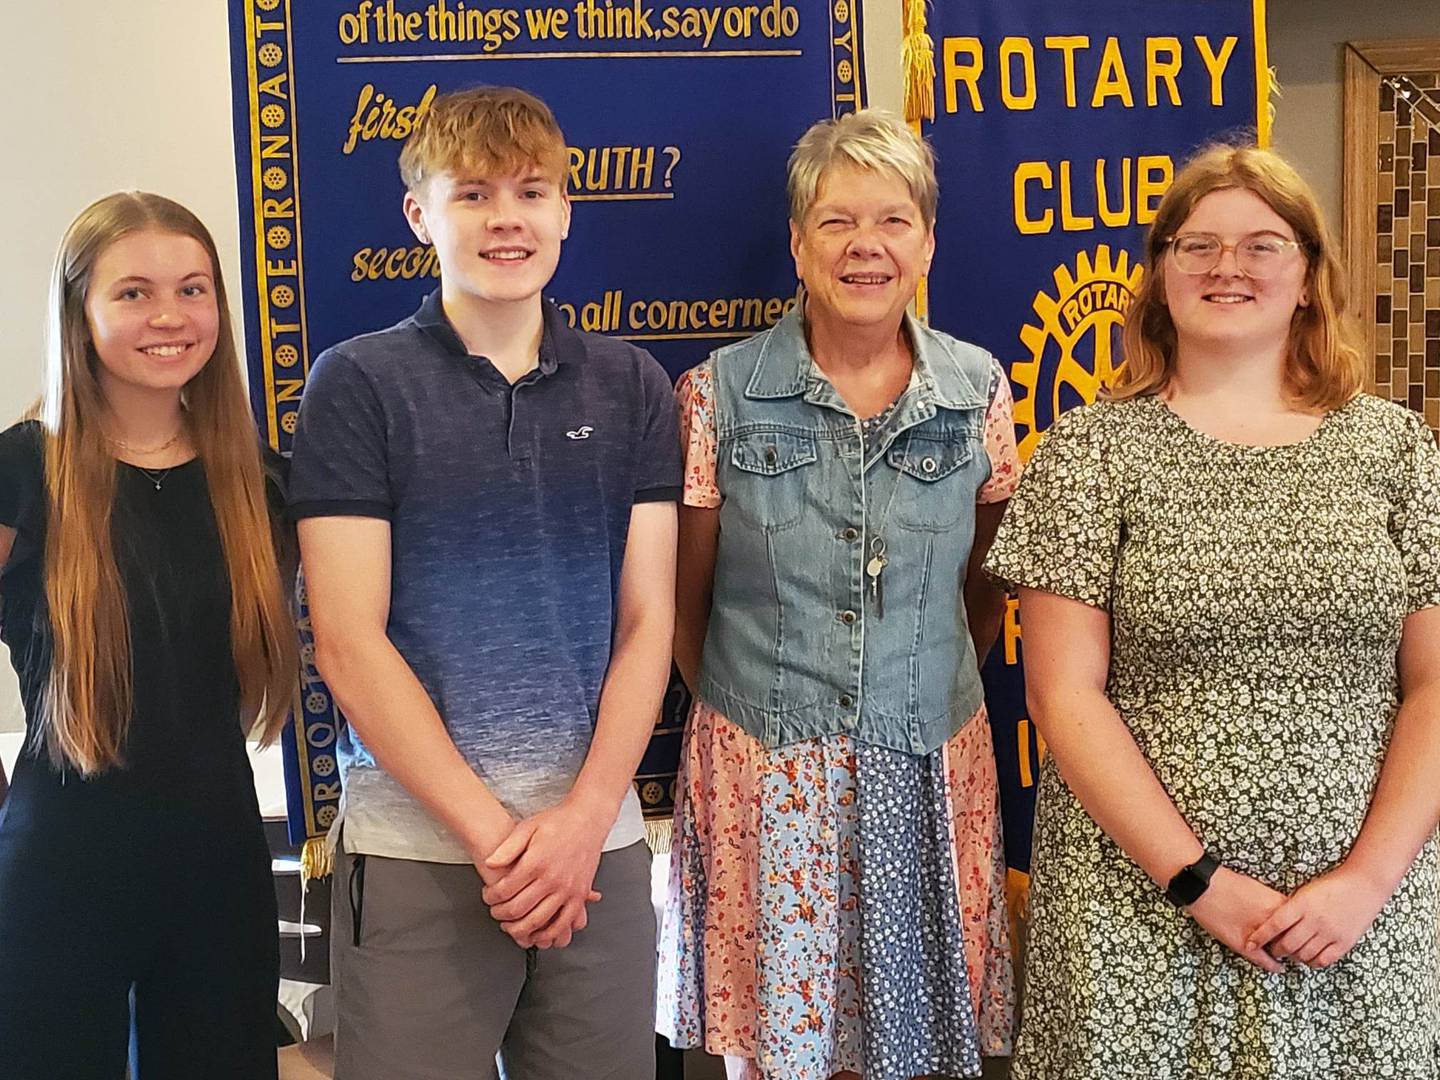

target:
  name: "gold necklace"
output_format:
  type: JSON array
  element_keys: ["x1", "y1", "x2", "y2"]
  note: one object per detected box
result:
[{"x1": 104, "y1": 429, "x2": 183, "y2": 455}]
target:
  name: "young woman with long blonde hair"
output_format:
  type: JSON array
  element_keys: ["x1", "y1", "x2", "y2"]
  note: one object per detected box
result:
[{"x1": 0, "y1": 192, "x2": 298, "y2": 1079}]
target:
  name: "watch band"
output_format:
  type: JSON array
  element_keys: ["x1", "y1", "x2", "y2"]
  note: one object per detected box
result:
[{"x1": 1165, "y1": 850, "x2": 1221, "y2": 907}]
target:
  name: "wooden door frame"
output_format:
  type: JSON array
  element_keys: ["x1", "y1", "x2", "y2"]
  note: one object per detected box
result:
[{"x1": 1343, "y1": 40, "x2": 1440, "y2": 377}]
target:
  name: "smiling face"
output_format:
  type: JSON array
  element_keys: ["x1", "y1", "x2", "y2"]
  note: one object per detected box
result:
[
  {"x1": 84, "y1": 229, "x2": 220, "y2": 401},
  {"x1": 790, "y1": 162, "x2": 934, "y2": 335},
  {"x1": 405, "y1": 167, "x2": 571, "y2": 312},
  {"x1": 1162, "y1": 187, "x2": 1311, "y2": 355}
]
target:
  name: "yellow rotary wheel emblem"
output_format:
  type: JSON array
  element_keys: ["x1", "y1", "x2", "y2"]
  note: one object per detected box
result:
[{"x1": 1010, "y1": 245, "x2": 1144, "y2": 462}]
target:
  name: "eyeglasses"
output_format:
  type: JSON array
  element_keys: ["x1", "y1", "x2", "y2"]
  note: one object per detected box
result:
[{"x1": 1163, "y1": 232, "x2": 1307, "y2": 278}]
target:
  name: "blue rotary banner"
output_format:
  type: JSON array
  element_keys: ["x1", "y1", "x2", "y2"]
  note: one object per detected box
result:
[
  {"x1": 227, "y1": 0, "x2": 866, "y2": 850},
  {"x1": 917, "y1": 0, "x2": 1268, "y2": 912}
]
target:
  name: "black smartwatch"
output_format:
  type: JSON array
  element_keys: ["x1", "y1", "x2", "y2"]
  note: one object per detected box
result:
[{"x1": 1165, "y1": 850, "x2": 1220, "y2": 907}]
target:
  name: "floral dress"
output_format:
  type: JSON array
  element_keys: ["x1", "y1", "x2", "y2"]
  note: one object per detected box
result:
[
  {"x1": 657, "y1": 358, "x2": 1019, "y2": 1080},
  {"x1": 985, "y1": 394, "x2": 1440, "y2": 1079}
]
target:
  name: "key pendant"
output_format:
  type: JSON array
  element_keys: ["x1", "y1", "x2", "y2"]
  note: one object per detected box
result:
[{"x1": 866, "y1": 539, "x2": 889, "y2": 620}]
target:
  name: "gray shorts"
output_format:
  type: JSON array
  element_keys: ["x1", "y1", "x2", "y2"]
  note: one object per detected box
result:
[{"x1": 331, "y1": 840, "x2": 657, "y2": 1080}]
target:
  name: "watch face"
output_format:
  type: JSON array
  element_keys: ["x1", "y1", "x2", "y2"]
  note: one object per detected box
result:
[
  {"x1": 1167, "y1": 870, "x2": 1207, "y2": 907},
  {"x1": 1166, "y1": 853, "x2": 1219, "y2": 907}
]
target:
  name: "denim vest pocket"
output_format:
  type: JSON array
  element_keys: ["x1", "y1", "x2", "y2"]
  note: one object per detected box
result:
[
  {"x1": 885, "y1": 428, "x2": 980, "y2": 531},
  {"x1": 726, "y1": 429, "x2": 818, "y2": 531}
]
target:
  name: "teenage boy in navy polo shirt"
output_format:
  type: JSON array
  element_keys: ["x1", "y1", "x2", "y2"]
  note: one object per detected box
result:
[{"x1": 289, "y1": 86, "x2": 679, "y2": 1080}]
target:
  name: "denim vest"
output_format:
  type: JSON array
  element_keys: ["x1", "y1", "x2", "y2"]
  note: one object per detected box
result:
[{"x1": 698, "y1": 307, "x2": 996, "y2": 754}]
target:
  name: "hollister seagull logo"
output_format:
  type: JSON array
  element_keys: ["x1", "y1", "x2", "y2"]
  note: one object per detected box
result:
[{"x1": 566, "y1": 425, "x2": 595, "y2": 440}]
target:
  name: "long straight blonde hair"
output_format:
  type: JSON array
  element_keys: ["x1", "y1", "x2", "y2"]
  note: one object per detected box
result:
[
  {"x1": 38, "y1": 192, "x2": 298, "y2": 774},
  {"x1": 1110, "y1": 144, "x2": 1363, "y2": 411}
]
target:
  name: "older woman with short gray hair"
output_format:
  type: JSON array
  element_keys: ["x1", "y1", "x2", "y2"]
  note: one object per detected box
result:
[{"x1": 656, "y1": 109, "x2": 1018, "y2": 1080}]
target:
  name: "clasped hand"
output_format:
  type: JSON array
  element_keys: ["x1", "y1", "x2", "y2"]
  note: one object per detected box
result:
[
  {"x1": 1189, "y1": 864, "x2": 1390, "y2": 973},
  {"x1": 475, "y1": 800, "x2": 609, "y2": 950}
]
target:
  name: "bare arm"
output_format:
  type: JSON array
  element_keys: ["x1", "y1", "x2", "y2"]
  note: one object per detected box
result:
[
  {"x1": 484, "y1": 502, "x2": 678, "y2": 947},
  {"x1": 1252, "y1": 605, "x2": 1440, "y2": 966},
  {"x1": 571, "y1": 500, "x2": 678, "y2": 822},
  {"x1": 1346, "y1": 606, "x2": 1440, "y2": 890},
  {"x1": 1021, "y1": 587, "x2": 1283, "y2": 971},
  {"x1": 673, "y1": 504, "x2": 720, "y2": 693},
  {"x1": 298, "y1": 516, "x2": 514, "y2": 870},
  {"x1": 1022, "y1": 588, "x2": 1206, "y2": 884},
  {"x1": 965, "y1": 500, "x2": 1008, "y2": 664}
]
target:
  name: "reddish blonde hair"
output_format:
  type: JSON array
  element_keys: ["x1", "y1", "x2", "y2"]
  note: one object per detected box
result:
[
  {"x1": 1111, "y1": 143, "x2": 1363, "y2": 411},
  {"x1": 398, "y1": 85, "x2": 567, "y2": 192}
]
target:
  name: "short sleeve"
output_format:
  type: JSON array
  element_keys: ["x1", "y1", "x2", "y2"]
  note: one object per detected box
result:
[
  {"x1": 1391, "y1": 414, "x2": 1440, "y2": 614},
  {"x1": 983, "y1": 403, "x2": 1125, "y2": 609},
  {"x1": 977, "y1": 362, "x2": 1020, "y2": 505},
  {"x1": 633, "y1": 351, "x2": 683, "y2": 503},
  {"x1": 0, "y1": 420, "x2": 44, "y2": 531},
  {"x1": 675, "y1": 362, "x2": 720, "y2": 509},
  {"x1": 288, "y1": 347, "x2": 393, "y2": 520}
]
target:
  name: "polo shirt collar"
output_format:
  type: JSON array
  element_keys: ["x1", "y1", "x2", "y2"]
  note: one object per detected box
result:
[{"x1": 412, "y1": 288, "x2": 577, "y2": 376}]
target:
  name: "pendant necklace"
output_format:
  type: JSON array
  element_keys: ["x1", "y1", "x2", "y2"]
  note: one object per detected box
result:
[
  {"x1": 861, "y1": 404, "x2": 909, "y2": 620},
  {"x1": 135, "y1": 466, "x2": 173, "y2": 492},
  {"x1": 105, "y1": 426, "x2": 184, "y2": 490}
]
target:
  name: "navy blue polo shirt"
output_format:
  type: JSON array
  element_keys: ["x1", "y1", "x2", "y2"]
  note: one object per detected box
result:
[{"x1": 289, "y1": 290, "x2": 681, "y2": 861}]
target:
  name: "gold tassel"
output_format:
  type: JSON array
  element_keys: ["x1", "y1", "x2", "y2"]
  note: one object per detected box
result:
[
  {"x1": 1263, "y1": 66, "x2": 1282, "y2": 149},
  {"x1": 1005, "y1": 867, "x2": 1031, "y2": 953},
  {"x1": 902, "y1": 0, "x2": 936, "y2": 123},
  {"x1": 644, "y1": 817, "x2": 673, "y2": 855},
  {"x1": 300, "y1": 835, "x2": 333, "y2": 883}
]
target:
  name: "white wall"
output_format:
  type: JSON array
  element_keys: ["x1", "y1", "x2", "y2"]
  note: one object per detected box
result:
[
  {"x1": 1266, "y1": 0, "x2": 1439, "y2": 228},
  {"x1": 1, "y1": 3, "x2": 244, "y2": 414}
]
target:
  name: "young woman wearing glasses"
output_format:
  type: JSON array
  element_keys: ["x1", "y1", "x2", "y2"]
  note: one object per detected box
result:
[{"x1": 986, "y1": 145, "x2": 1440, "y2": 1078}]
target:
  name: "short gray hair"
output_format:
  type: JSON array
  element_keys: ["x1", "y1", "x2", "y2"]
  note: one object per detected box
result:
[{"x1": 786, "y1": 108, "x2": 938, "y2": 227}]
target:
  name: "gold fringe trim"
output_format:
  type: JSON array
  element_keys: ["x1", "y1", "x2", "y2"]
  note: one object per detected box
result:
[
  {"x1": 1253, "y1": 0, "x2": 1273, "y2": 147},
  {"x1": 1264, "y1": 66, "x2": 1281, "y2": 148},
  {"x1": 902, "y1": 0, "x2": 936, "y2": 123},
  {"x1": 1005, "y1": 866, "x2": 1031, "y2": 953},
  {"x1": 644, "y1": 817, "x2": 673, "y2": 855},
  {"x1": 300, "y1": 835, "x2": 333, "y2": 883}
]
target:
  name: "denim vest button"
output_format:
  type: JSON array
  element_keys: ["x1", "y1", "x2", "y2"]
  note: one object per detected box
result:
[
  {"x1": 839, "y1": 610, "x2": 856, "y2": 625},
  {"x1": 764, "y1": 447, "x2": 777, "y2": 465},
  {"x1": 921, "y1": 456, "x2": 938, "y2": 474},
  {"x1": 839, "y1": 527, "x2": 859, "y2": 541},
  {"x1": 838, "y1": 693, "x2": 854, "y2": 708}
]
